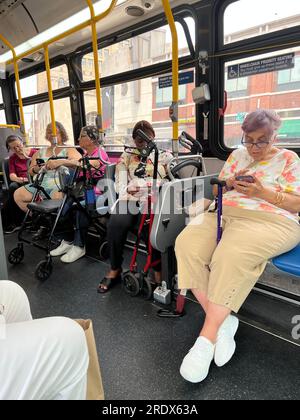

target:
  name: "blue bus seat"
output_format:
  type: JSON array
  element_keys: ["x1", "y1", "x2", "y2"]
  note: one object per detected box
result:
[{"x1": 272, "y1": 243, "x2": 300, "y2": 277}]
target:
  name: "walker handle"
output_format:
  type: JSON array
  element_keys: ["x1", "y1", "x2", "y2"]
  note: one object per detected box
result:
[{"x1": 210, "y1": 178, "x2": 226, "y2": 187}]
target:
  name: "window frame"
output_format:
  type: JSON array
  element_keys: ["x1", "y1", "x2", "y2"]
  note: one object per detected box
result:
[
  {"x1": 78, "y1": 6, "x2": 197, "y2": 152},
  {"x1": 209, "y1": 0, "x2": 300, "y2": 160}
]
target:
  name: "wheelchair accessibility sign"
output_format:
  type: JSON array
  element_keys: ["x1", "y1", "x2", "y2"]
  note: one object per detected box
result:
[{"x1": 228, "y1": 53, "x2": 295, "y2": 79}]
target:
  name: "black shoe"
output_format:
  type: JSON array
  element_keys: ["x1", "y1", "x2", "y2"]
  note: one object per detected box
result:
[
  {"x1": 32, "y1": 226, "x2": 49, "y2": 241},
  {"x1": 4, "y1": 224, "x2": 21, "y2": 234}
]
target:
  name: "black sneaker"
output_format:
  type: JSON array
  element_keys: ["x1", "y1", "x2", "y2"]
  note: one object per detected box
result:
[{"x1": 4, "y1": 224, "x2": 21, "y2": 234}]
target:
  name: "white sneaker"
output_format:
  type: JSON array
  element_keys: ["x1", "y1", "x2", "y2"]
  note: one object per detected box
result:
[
  {"x1": 60, "y1": 246, "x2": 86, "y2": 263},
  {"x1": 180, "y1": 336, "x2": 215, "y2": 383},
  {"x1": 50, "y1": 240, "x2": 73, "y2": 257},
  {"x1": 214, "y1": 315, "x2": 239, "y2": 367}
]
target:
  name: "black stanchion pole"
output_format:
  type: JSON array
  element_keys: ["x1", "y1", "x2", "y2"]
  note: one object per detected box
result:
[{"x1": 0, "y1": 212, "x2": 8, "y2": 279}]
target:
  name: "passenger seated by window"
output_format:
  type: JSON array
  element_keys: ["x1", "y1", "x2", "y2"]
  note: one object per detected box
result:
[
  {"x1": 175, "y1": 109, "x2": 300, "y2": 384},
  {"x1": 97, "y1": 120, "x2": 173, "y2": 293},
  {"x1": 0, "y1": 280, "x2": 89, "y2": 400},
  {"x1": 49, "y1": 125, "x2": 109, "y2": 263},
  {"x1": 14, "y1": 122, "x2": 81, "y2": 239},
  {"x1": 2, "y1": 135, "x2": 36, "y2": 234}
]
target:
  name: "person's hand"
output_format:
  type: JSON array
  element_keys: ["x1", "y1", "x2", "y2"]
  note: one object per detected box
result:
[
  {"x1": 233, "y1": 175, "x2": 265, "y2": 198},
  {"x1": 226, "y1": 169, "x2": 249, "y2": 190},
  {"x1": 45, "y1": 160, "x2": 61, "y2": 170},
  {"x1": 18, "y1": 177, "x2": 28, "y2": 184},
  {"x1": 127, "y1": 179, "x2": 149, "y2": 198}
]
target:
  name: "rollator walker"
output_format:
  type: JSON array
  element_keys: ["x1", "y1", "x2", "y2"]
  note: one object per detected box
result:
[{"x1": 8, "y1": 152, "x2": 113, "y2": 281}]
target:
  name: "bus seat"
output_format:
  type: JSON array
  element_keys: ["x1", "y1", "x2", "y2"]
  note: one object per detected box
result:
[
  {"x1": 1, "y1": 158, "x2": 11, "y2": 190},
  {"x1": 272, "y1": 243, "x2": 300, "y2": 277},
  {"x1": 151, "y1": 173, "x2": 217, "y2": 253},
  {"x1": 96, "y1": 163, "x2": 116, "y2": 215},
  {"x1": 27, "y1": 199, "x2": 63, "y2": 214}
]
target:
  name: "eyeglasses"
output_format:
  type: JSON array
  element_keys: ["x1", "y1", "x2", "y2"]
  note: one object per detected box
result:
[{"x1": 241, "y1": 136, "x2": 270, "y2": 149}]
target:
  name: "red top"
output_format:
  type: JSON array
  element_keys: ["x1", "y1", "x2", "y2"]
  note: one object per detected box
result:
[{"x1": 9, "y1": 149, "x2": 36, "y2": 179}]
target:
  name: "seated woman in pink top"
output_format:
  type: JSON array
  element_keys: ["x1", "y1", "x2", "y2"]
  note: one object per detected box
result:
[
  {"x1": 50, "y1": 125, "x2": 109, "y2": 264},
  {"x1": 3, "y1": 135, "x2": 36, "y2": 233},
  {"x1": 175, "y1": 109, "x2": 300, "y2": 384}
]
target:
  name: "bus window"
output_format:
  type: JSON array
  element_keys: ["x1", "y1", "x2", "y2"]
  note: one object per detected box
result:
[
  {"x1": 0, "y1": 110, "x2": 6, "y2": 124},
  {"x1": 224, "y1": 0, "x2": 300, "y2": 45},
  {"x1": 81, "y1": 18, "x2": 195, "y2": 82},
  {"x1": 0, "y1": 87, "x2": 3, "y2": 103},
  {"x1": 224, "y1": 47, "x2": 300, "y2": 149},
  {"x1": 22, "y1": 97, "x2": 73, "y2": 145},
  {"x1": 15, "y1": 64, "x2": 69, "y2": 99},
  {"x1": 84, "y1": 70, "x2": 195, "y2": 152}
]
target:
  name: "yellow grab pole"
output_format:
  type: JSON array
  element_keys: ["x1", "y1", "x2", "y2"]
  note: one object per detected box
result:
[
  {"x1": 6, "y1": 0, "x2": 118, "y2": 66},
  {"x1": 44, "y1": 45, "x2": 57, "y2": 144},
  {"x1": 161, "y1": 0, "x2": 179, "y2": 156},
  {"x1": 86, "y1": 0, "x2": 117, "y2": 140},
  {"x1": 0, "y1": 34, "x2": 26, "y2": 138}
]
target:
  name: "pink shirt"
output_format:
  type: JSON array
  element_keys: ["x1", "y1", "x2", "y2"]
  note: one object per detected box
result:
[
  {"x1": 81, "y1": 147, "x2": 110, "y2": 195},
  {"x1": 9, "y1": 149, "x2": 36, "y2": 179}
]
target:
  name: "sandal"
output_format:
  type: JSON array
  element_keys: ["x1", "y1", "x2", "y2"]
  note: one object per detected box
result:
[{"x1": 97, "y1": 275, "x2": 122, "y2": 294}]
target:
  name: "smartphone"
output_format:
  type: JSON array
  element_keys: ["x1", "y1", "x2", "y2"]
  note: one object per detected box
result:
[
  {"x1": 235, "y1": 175, "x2": 255, "y2": 183},
  {"x1": 36, "y1": 158, "x2": 45, "y2": 166}
]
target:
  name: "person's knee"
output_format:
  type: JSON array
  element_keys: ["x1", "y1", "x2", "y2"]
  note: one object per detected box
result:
[
  {"x1": 14, "y1": 186, "x2": 28, "y2": 203},
  {"x1": 175, "y1": 228, "x2": 190, "y2": 256},
  {"x1": 51, "y1": 191, "x2": 63, "y2": 200},
  {"x1": 52, "y1": 317, "x2": 89, "y2": 375},
  {"x1": 0, "y1": 281, "x2": 32, "y2": 323}
]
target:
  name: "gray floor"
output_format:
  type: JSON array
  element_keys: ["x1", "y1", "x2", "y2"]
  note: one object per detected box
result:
[{"x1": 4, "y1": 233, "x2": 300, "y2": 400}]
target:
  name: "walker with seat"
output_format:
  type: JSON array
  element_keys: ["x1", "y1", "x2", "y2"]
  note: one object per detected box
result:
[{"x1": 8, "y1": 150, "x2": 114, "y2": 281}]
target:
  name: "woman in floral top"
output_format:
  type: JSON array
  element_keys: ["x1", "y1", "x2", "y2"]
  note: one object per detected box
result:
[
  {"x1": 98, "y1": 120, "x2": 173, "y2": 293},
  {"x1": 175, "y1": 109, "x2": 300, "y2": 384}
]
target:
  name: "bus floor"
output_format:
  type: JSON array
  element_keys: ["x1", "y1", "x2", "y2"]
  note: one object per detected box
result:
[{"x1": 4, "y1": 233, "x2": 300, "y2": 401}]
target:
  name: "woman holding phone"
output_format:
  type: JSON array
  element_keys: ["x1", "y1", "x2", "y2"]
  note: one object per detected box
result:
[{"x1": 175, "y1": 109, "x2": 300, "y2": 384}]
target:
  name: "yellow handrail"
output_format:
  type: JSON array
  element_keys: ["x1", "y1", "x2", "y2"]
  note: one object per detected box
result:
[
  {"x1": 44, "y1": 45, "x2": 57, "y2": 141},
  {"x1": 86, "y1": 0, "x2": 118, "y2": 140},
  {"x1": 0, "y1": 34, "x2": 26, "y2": 137},
  {"x1": 161, "y1": 0, "x2": 179, "y2": 156},
  {"x1": 6, "y1": 1, "x2": 118, "y2": 66},
  {"x1": 0, "y1": 124, "x2": 21, "y2": 129}
]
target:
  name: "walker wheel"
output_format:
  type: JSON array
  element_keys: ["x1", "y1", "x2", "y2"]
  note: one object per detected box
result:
[
  {"x1": 35, "y1": 260, "x2": 53, "y2": 281},
  {"x1": 99, "y1": 240, "x2": 109, "y2": 261},
  {"x1": 122, "y1": 272, "x2": 140, "y2": 297},
  {"x1": 8, "y1": 246, "x2": 24, "y2": 265},
  {"x1": 141, "y1": 276, "x2": 153, "y2": 300}
]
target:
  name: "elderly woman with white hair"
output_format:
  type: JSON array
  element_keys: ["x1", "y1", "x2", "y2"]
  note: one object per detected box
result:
[{"x1": 175, "y1": 109, "x2": 300, "y2": 383}]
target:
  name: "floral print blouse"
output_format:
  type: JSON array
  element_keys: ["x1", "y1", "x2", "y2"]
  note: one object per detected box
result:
[{"x1": 219, "y1": 147, "x2": 300, "y2": 223}]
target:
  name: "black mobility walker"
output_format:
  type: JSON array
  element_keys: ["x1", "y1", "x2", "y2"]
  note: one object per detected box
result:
[
  {"x1": 8, "y1": 159, "x2": 77, "y2": 280},
  {"x1": 8, "y1": 153, "x2": 111, "y2": 281}
]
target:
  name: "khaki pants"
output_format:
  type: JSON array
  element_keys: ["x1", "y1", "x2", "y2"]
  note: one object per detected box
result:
[{"x1": 175, "y1": 206, "x2": 300, "y2": 313}]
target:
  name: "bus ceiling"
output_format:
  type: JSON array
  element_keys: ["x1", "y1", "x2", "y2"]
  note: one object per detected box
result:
[{"x1": 0, "y1": 0, "x2": 197, "y2": 74}]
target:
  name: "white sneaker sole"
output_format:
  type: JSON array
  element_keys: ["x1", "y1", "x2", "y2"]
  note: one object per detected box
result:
[{"x1": 214, "y1": 316, "x2": 239, "y2": 368}]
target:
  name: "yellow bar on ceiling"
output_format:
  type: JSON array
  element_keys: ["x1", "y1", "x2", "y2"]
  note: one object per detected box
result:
[
  {"x1": 44, "y1": 45, "x2": 57, "y2": 141},
  {"x1": 6, "y1": 0, "x2": 118, "y2": 66},
  {"x1": 86, "y1": 0, "x2": 117, "y2": 136},
  {"x1": 0, "y1": 34, "x2": 27, "y2": 138},
  {"x1": 161, "y1": 0, "x2": 179, "y2": 156}
]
